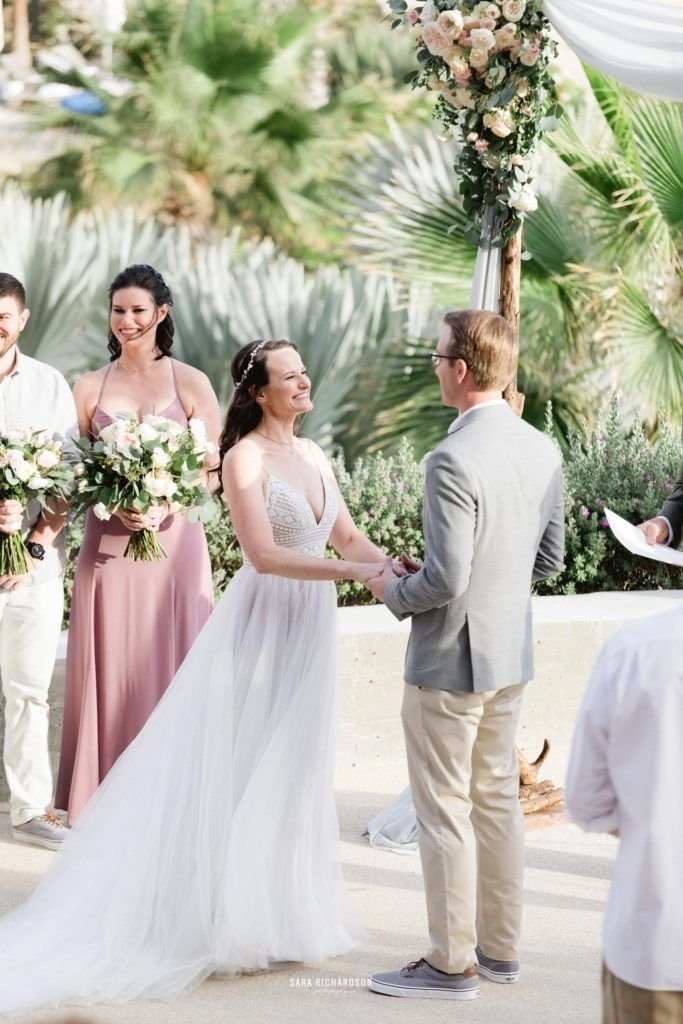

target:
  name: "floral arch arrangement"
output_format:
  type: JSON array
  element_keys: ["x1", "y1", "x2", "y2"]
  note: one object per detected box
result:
[{"x1": 390, "y1": 0, "x2": 562, "y2": 247}]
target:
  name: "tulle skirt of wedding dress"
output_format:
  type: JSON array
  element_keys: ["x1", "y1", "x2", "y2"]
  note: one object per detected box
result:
[
  {"x1": 363, "y1": 786, "x2": 418, "y2": 854},
  {"x1": 0, "y1": 568, "x2": 353, "y2": 1016}
]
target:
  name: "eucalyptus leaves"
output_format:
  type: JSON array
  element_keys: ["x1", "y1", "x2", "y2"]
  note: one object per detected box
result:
[{"x1": 389, "y1": 0, "x2": 562, "y2": 246}]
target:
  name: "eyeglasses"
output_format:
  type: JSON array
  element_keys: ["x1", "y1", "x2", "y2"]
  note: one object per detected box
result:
[{"x1": 428, "y1": 352, "x2": 463, "y2": 367}]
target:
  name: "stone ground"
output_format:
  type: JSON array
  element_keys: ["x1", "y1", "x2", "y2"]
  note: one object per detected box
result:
[{"x1": 0, "y1": 791, "x2": 615, "y2": 1024}]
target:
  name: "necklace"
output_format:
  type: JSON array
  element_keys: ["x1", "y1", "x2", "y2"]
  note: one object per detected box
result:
[
  {"x1": 254, "y1": 429, "x2": 297, "y2": 449},
  {"x1": 117, "y1": 360, "x2": 157, "y2": 374}
]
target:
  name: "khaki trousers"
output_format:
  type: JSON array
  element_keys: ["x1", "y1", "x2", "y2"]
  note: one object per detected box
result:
[
  {"x1": 401, "y1": 681, "x2": 525, "y2": 974},
  {"x1": 0, "y1": 576, "x2": 63, "y2": 826},
  {"x1": 603, "y1": 964, "x2": 683, "y2": 1024}
]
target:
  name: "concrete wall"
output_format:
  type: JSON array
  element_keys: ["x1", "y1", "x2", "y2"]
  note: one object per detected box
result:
[{"x1": 2, "y1": 592, "x2": 682, "y2": 805}]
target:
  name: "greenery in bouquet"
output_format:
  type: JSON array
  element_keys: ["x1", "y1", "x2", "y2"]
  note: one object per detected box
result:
[
  {"x1": 0, "y1": 427, "x2": 74, "y2": 575},
  {"x1": 389, "y1": 0, "x2": 561, "y2": 245},
  {"x1": 72, "y1": 413, "x2": 217, "y2": 562}
]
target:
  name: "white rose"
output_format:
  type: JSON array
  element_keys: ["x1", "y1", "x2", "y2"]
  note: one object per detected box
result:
[
  {"x1": 469, "y1": 47, "x2": 490, "y2": 70},
  {"x1": 420, "y1": 0, "x2": 438, "y2": 23},
  {"x1": 11, "y1": 458, "x2": 35, "y2": 483},
  {"x1": 27, "y1": 475, "x2": 49, "y2": 489},
  {"x1": 470, "y1": 27, "x2": 496, "y2": 50},
  {"x1": 167, "y1": 436, "x2": 181, "y2": 453},
  {"x1": 93, "y1": 502, "x2": 112, "y2": 521},
  {"x1": 516, "y1": 76, "x2": 530, "y2": 96},
  {"x1": 520, "y1": 46, "x2": 540, "y2": 66},
  {"x1": 152, "y1": 448, "x2": 171, "y2": 468},
  {"x1": 422, "y1": 22, "x2": 453, "y2": 56},
  {"x1": 138, "y1": 422, "x2": 160, "y2": 444},
  {"x1": 36, "y1": 449, "x2": 60, "y2": 470},
  {"x1": 143, "y1": 473, "x2": 169, "y2": 498},
  {"x1": 511, "y1": 185, "x2": 538, "y2": 212},
  {"x1": 454, "y1": 86, "x2": 477, "y2": 109},
  {"x1": 436, "y1": 10, "x2": 464, "y2": 38},
  {"x1": 494, "y1": 22, "x2": 517, "y2": 48},
  {"x1": 484, "y1": 3, "x2": 501, "y2": 17},
  {"x1": 483, "y1": 107, "x2": 516, "y2": 137},
  {"x1": 502, "y1": 0, "x2": 526, "y2": 21},
  {"x1": 98, "y1": 423, "x2": 118, "y2": 446},
  {"x1": 449, "y1": 55, "x2": 470, "y2": 78},
  {"x1": 74, "y1": 462, "x2": 85, "y2": 477},
  {"x1": 162, "y1": 477, "x2": 177, "y2": 500}
]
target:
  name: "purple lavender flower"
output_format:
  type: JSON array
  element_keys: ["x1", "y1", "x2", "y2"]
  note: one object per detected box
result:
[{"x1": 580, "y1": 506, "x2": 590, "y2": 518}]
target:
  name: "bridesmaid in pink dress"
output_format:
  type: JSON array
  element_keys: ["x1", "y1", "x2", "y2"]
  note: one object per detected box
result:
[{"x1": 56, "y1": 265, "x2": 221, "y2": 822}]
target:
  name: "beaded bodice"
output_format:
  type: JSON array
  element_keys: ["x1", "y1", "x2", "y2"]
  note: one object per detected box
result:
[{"x1": 242, "y1": 472, "x2": 338, "y2": 565}]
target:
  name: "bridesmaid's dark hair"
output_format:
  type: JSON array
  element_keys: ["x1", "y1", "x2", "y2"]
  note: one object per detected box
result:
[
  {"x1": 217, "y1": 339, "x2": 298, "y2": 482},
  {"x1": 107, "y1": 264, "x2": 175, "y2": 361}
]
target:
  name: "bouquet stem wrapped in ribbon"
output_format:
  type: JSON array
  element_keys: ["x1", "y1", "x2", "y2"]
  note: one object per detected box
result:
[
  {"x1": 73, "y1": 413, "x2": 217, "y2": 562},
  {"x1": 0, "y1": 427, "x2": 74, "y2": 575}
]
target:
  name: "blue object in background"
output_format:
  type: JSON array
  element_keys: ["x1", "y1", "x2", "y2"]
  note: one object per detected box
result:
[{"x1": 61, "y1": 91, "x2": 107, "y2": 116}]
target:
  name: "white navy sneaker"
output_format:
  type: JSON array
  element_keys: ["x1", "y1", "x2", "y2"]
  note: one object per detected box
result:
[
  {"x1": 476, "y1": 946, "x2": 520, "y2": 984},
  {"x1": 12, "y1": 812, "x2": 70, "y2": 852},
  {"x1": 370, "y1": 958, "x2": 480, "y2": 1000}
]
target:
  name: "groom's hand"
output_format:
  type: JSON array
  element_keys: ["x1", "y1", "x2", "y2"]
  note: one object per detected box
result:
[
  {"x1": 367, "y1": 556, "x2": 394, "y2": 603},
  {"x1": 400, "y1": 551, "x2": 422, "y2": 574}
]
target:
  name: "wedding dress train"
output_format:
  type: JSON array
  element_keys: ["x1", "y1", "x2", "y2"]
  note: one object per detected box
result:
[{"x1": 0, "y1": 473, "x2": 353, "y2": 1015}]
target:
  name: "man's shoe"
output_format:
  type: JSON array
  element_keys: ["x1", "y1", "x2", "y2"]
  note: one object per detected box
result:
[
  {"x1": 475, "y1": 946, "x2": 520, "y2": 984},
  {"x1": 12, "y1": 812, "x2": 70, "y2": 852},
  {"x1": 370, "y1": 958, "x2": 479, "y2": 1000}
]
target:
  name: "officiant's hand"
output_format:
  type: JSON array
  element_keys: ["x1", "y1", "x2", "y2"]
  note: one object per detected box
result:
[
  {"x1": 367, "y1": 556, "x2": 394, "y2": 603},
  {"x1": 638, "y1": 517, "x2": 669, "y2": 546}
]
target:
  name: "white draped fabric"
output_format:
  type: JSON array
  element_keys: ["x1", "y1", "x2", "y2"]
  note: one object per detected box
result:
[{"x1": 544, "y1": 0, "x2": 683, "y2": 103}]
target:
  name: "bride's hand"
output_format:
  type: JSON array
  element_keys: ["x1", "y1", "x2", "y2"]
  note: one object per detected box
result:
[{"x1": 350, "y1": 562, "x2": 386, "y2": 584}]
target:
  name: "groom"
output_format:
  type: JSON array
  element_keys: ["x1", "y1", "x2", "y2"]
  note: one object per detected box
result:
[{"x1": 367, "y1": 310, "x2": 564, "y2": 1000}]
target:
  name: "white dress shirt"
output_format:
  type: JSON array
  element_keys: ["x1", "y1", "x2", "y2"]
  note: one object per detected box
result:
[
  {"x1": 565, "y1": 605, "x2": 683, "y2": 991},
  {"x1": 0, "y1": 349, "x2": 78, "y2": 584},
  {"x1": 447, "y1": 398, "x2": 507, "y2": 434}
]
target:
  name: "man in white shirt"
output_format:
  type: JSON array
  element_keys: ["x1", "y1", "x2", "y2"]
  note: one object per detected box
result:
[
  {"x1": 0, "y1": 272, "x2": 77, "y2": 850},
  {"x1": 565, "y1": 604, "x2": 683, "y2": 1023}
]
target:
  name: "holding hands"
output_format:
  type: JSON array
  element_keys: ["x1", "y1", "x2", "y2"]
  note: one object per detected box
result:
[{"x1": 366, "y1": 552, "x2": 421, "y2": 603}]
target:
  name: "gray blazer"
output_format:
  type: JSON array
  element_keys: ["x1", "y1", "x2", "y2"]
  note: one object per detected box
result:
[{"x1": 384, "y1": 403, "x2": 564, "y2": 694}]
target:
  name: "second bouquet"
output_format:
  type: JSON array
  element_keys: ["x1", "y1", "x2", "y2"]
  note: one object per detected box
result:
[{"x1": 73, "y1": 414, "x2": 217, "y2": 561}]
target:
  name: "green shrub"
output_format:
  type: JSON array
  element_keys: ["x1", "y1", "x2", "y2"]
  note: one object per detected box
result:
[
  {"x1": 536, "y1": 398, "x2": 683, "y2": 594},
  {"x1": 62, "y1": 406, "x2": 683, "y2": 628}
]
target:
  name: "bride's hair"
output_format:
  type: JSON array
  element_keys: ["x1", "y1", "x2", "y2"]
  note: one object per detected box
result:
[{"x1": 217, "y1": 339, "x2": 298, "y2": 480}]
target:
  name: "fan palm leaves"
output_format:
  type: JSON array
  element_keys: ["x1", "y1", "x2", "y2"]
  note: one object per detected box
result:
[
  {"x1": 341, "y1": 69, "x2": 683, "y2": 448},
  {"x1": 0, "y1": 185, "x2": 409, "y2": 454},
  {"x1": 26, "y1": 0, "x2": 422, "y2": 261}
]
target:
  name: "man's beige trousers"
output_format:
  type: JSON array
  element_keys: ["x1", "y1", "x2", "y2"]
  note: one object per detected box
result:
[
  {"x1": 402, "y1": 681, "x2": 526, "y2": 974},
  {"x1": 1, "y1": 576, "x2": 63, "y2": 826}
]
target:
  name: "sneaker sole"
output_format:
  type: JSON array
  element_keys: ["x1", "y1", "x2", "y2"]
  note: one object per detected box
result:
[
  {"x1": 477, "y1": 963, "x2": 520, "y2": 984},
  {"x1": 11, "y1": 831, "x2": 62, "y2": 852},
  {"x1": 369, "y1": 979, "x2": 479, "y2": 1000}
]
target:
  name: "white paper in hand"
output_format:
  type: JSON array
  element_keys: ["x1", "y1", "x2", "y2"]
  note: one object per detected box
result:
[{"x1": 605, "y1": 508, "x2": 683, "y2": 567}]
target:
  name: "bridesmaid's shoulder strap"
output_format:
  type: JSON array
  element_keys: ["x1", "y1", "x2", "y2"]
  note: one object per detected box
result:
[
  {"x1": 96, "y1": 363, "x2": 114, "y2": 407},
  {"x1": 170, "y1": 357, "x2": 180, "y2": 398}
]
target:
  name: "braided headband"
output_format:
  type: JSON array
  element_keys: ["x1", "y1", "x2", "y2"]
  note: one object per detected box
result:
[{"x1": 236, "y1": 340, "x2": 268, "y2": 390}]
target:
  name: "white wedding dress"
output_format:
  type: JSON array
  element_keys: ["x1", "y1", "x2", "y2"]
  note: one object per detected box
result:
[{"x1": 0, "y1": 473, "x2": 354, "y2": 1016}]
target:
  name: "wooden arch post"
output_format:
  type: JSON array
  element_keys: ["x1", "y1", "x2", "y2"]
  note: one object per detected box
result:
[{"x1": 499, "y1": 227, "x2": 525, "y2": 418}]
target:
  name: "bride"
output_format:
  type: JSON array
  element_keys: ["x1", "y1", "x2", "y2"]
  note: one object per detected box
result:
[{"x1": 0, "y1": 339, "x2": 387, "y2": 1016}]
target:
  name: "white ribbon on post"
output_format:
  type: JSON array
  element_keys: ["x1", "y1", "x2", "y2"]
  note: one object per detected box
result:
[{"x1": 469, "y1": 207, "x2": 502, "y2": 313}]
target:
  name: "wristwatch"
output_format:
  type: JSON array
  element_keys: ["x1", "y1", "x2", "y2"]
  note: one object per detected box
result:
[{"x1": 25, "y1": 541, "x2": 46, "y2": 561}]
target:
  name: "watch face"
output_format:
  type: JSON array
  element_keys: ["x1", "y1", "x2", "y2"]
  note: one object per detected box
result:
[{"x1": 27, "y1": 542, "x2": 45, "y2": 560}]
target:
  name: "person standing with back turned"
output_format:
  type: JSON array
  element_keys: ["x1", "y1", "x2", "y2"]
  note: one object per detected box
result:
[{"x1": 367, "y1": 309, "x2": 564, "y2": 1001}]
